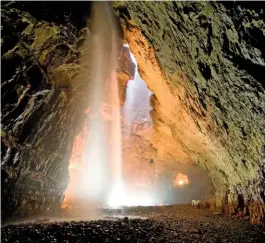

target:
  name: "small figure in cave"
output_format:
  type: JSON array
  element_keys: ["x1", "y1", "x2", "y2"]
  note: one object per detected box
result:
[
  {"x1": 192, "y1": 199, "x2": 201, "y2": 208},
  {"x1": 149, "y1": 158, "x2": 154, "y2": 164}
]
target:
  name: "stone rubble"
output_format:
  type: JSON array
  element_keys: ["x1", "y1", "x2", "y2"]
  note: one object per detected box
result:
[{"x1": 2, "y1": 205, "x2": 265, "y2": 243}]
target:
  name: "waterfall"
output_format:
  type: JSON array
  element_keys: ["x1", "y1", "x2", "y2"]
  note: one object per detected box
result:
[
  {"x1": 64, "y1": 2, "x2": 154, "y2": 210},
  {"x1": 76, "y1": 2, "x2": 124, "y2": 207},
  {"x1": 122, "y1": 45, "x2": 153, "y2": 140}
]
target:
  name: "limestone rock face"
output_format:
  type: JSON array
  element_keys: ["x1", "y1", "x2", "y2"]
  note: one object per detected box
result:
[
  {"x1": 1, "y1": 1, "x2": 265, "y2": 225},
  {"x1": 1, "y1": 2, "x2": 132, "y2": 221},
  {"x1": 1, "y1": 2, "x2": 92, "y2": 221},
  {"x1": 113, "y1": 1, "x2": 265, "y2": 223},
  {"x1": 116, "y1": 46, "x2": 136, "y2": 104}
]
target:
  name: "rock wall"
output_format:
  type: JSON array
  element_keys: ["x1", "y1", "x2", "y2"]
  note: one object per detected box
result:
[
  {"x1": 1, "y1": 3, "x2": 91, "y2": 221},
  {"x1": 0, "y1": 2, "x2": 133, "y2": 221},
  {"x1": 113, "y1": 1, "x2": 265, "y2": 224},
  {"x1": 116, "y1": 46, "x2": 136, "y2": 104},
  {"x1": 1, "y1": 1, "x2": 265, "y2": 225}
]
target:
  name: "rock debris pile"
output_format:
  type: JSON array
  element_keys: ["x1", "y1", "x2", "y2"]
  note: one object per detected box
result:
[{"x1": 2, "y1": 205, "x2": 265, "y2": 243}]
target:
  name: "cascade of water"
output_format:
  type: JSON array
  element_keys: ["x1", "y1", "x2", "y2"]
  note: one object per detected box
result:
[
  {"x1": 76, "y1": 2, "x2": 123, "y2": 206},
  {"x1": 106, "y1": 45, "x2": 154, "y2": 207},
  {"x1": 64, "y1": 2, "x2": 154, "y2": 209},
  {"x1": 103, "y1": 2, "x2": 129, "y2": 208},
  {"x1": 122, "y1": 46, "x2": 153, "y2": 139}
]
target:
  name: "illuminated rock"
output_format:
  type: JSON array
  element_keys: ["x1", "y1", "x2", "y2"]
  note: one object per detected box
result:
[{"x1": 1, "y1": 1, "x2": 265, "y2": 225}]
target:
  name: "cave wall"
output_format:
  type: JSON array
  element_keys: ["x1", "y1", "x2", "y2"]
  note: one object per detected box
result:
[
  {"x1": 116, "y1": 46, "x2": 136, "y2": 104},
  {"x1": 1, "y1": 2, "x2": 96, "y2": 221},
  {"x1": 0, "y1": 2, "x2": 132, "y2": 221},
  {"x1": 1, "y1": 3, "x2": 89, "y2": 220},
  {"x1": 112, "y1": 1, "x2": 265, "y2": 223},
  {"x1": 1, "y1": 1, "x2": 265, "y2": 225}
]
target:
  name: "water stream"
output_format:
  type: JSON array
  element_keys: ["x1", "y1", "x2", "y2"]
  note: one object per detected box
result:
[
  {"x1": 64, "y1": 2, "x2": 154, "y2": 210},
  {"x1": 122, "y1": 45, "x2": 153, "y2": 138},
  {"x1": 77, "y1": 2, "x2": 124, "y2": 207}
]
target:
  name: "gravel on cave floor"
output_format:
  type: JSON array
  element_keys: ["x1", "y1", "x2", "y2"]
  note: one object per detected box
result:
[{"x1": 1, "y1": 205, "x2": 265, "y2": 243}]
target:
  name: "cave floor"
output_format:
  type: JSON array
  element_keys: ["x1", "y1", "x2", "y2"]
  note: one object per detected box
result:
[{"x1": 2, "y1": 205, "x2": 265, "y2": 243}]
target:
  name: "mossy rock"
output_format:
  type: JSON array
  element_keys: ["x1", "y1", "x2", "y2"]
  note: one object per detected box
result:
[{"x1": 31, "y1": 23, "x2": 60, "y2": 53}]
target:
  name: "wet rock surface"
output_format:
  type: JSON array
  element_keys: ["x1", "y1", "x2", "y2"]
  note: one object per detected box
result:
[
  {"x1": 0, "y1": 2, "x2": 128, "y2": 222},
  {"x1": 113, "y1": 1, "x2": 265, "y2": 223},
  {"x1": 116, "y1": 45, "x2": 136, "y2": 105},
  {"x1": 2, "y1": 205, "x2": 265, "y2": 243},
  {"x1": 1, "y1": 1, "x2": 265, "y2": 226},
  {"x1": 1, "y1": 3, "x2": 88, "y2": 221}
]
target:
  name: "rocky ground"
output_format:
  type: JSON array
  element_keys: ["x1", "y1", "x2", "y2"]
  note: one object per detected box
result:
[{"x1": 2, "y1": 205, "x2": 265, "y2": 243}]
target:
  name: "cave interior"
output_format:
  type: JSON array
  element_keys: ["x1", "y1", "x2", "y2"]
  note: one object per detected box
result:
[{"x1": 1, "y1": 1, "x2": 265, "y2": 242}]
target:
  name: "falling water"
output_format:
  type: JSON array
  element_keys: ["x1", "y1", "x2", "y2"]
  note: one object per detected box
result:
[
  {"x1": 122, "y1": 45, "x2": 153, "y2": 138},
  {"x1": 65, "y1": 2, "x2": 154, "y2": 210},
  {"x1": 106, "y1": 70, "x2": 127, "y2": 207},
  {"x1": 76, "y1": 2, "x2": 124, "y2": 208}
]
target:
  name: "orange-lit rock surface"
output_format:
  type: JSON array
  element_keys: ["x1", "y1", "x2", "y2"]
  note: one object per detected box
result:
[
  {"x1": 122, "y1": 130, "x2": 156, "y2": 188},
  {"x1": 116, "y1": 11, "x2": 218, "y2": 185},
  {"x1": 2, "y1": 1, "x2": 265, "y2": 226},
  {"x1": 116, "y1": 46, "x2": 136, "y2": 104},
  {"x1": 113, "y1": 1, "x2": 265, "y2": 224},
  {"x1": 62, "y1": 120, "x2": 88, "y2": 207}
]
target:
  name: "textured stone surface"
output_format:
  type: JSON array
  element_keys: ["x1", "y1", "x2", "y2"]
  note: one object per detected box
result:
[
  {"x1": 0, "y1": 2, "x2": 134, "y2": 222},
  {"x1": 1, "y1": 4, "x2": 90, "y2": 221},
  {"x1": 2, "y1": 206, "x2": 265, "y2": 242},
  {"x1": 112, "y1": 1, "x2": 265, "y2": 223},
  {"x1": 0, "y1": 2, "x2": 109, "y2": 221},
  {"x1": 1, "y1": 1, "x2": 265, "y2": 225},
  {"x1": 116, "y1": 46, "x2": 136, "y2": 104}
]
